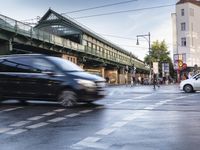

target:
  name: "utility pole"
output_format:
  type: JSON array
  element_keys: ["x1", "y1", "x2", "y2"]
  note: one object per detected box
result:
[{"x1": 136, "y1": 32, "x2": 151, "y2": 82}]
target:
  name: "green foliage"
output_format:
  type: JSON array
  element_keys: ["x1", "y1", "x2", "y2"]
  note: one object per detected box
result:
[{"x1": 144, "y1": 40, "x2": 174, "y2": 77}]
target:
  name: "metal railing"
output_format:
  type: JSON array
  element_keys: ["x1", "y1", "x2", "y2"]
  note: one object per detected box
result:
[{"x1": 0, "y1": 14, "x2": 84, "y2": 52}]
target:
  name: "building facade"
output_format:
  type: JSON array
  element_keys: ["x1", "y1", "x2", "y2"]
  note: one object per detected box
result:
[{"x1": 172, "y1": 0, "x2": 200, "y2": 69}]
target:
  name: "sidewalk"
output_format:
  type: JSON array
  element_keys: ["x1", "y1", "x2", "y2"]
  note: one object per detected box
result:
[{"x1": 107, "y1": 84, "x2": 182, "y2": 94}]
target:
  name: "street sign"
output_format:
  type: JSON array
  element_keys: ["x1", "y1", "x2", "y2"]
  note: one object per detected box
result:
[{"x1": 162, "y1": 63, "x2": 169, "y2": 73}]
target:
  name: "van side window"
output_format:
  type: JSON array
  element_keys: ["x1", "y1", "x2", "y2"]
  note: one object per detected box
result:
[
  {"x1": 32, "y1": 58, "x2": 55, "y2": 71},
  {"x1": 13, "y1": 57, "x2": 55, "y2": 73},
  {"x1": 0, "y1": 58, "x2": 37, "y2": 73},
  {"x1": 0, "y1": 57, "x2": 55, "y2": 73}
]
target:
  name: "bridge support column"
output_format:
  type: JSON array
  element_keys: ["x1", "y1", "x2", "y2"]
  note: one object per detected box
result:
[
  {"x1": 118, "y1": 67, "x2": 129, "y2": 85},
  {"x1": 105, "y1": 69, "x2": 118, "y2": 84},
  {"x1": 0, "y1": 40, "x2": 12, "y2": 55}
]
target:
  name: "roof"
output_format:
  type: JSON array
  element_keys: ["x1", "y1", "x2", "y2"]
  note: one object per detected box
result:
[
  {"x1": 36, "y1": 9, "x2": 143, "y2": 63},
  {"x1": 177, "y1": 0, "x2": 200, "y2": 6}
]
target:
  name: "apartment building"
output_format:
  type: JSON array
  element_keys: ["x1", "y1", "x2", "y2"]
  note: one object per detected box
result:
[{"x1": 172, "y1": 0, "x2": 200, "y2": 69}]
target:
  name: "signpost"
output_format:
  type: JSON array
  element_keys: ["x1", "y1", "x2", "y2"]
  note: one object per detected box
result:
[{"x1": 173, "y1": 53, "x2": 187, "y2": 82}]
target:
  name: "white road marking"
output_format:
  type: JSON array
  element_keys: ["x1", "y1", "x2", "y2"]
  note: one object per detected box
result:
[
  {"x1": 72, "y1": 142, "x2": 108, "y2": 150},
  {"x1": 42, "y1": 112, "x2": 56, "y2": 116},
  {"x1": 66, "y1": 113, "x2": 80, "y2": 117},
  {"x1": 80, "y1": 137, "x2": 101, "y2": 143},
  {"x1": 111, "y1": 121, "x2": 128, "y2": 127},
  {"x1": 0, "y1": 128, "x2": 12, "y2": 133},
  {"x1": 48, "y1": 117, "x2": 66, "y2": 123},
  {"x1": 175, "y1": 96, "x2": 187, "y2": 100},
  {"x1": 79, "y1": 110, "x2": 93, "y2": 113},
  {"x1": 96, "y1": 128, "x2": 117, "y2": 135},
  {"x1": 28, "y1": 116, "x2": 44, "y2": 121},
  {"x1": 156, "y1": 101, "x2": 167, "y2": 105},
  {"x1": 6, "y1": 129, "x2": 27, "y2": 135},
  {"x1": 54, "y1": 109, "x2": 66, "y2": 112},
  {"x1": 112, "y1": 94, "x2": 152, "y2": 105},
  {"x1": 9, "y1": 121, "x2": 31, "y2": 127},
  {"x1": 26, "y1": 122, "x2": 49, "y2": 129},
  {"x1": 72, "y1": 137, "x2": 109, "y2": 150},
  {"x1": 95, "y1": 106, "x2": 105, "y2": 109},
  {"x1": 165, "y1": 99, "x2": 173, "y2": 102},
  {"x1": 123, "y1": 115, "x2": 139, "y2": 121},
  {"x1": 136, "y1": 94, "x2": 152, "y2": 99},
  {"x1": 2, "y1": 107, "x2": 23, "y2": 112}
]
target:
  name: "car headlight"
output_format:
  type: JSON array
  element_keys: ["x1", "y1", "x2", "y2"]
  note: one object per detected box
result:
[{"x1": 75, "y1": 79, "x2": 96, "y2": 88}]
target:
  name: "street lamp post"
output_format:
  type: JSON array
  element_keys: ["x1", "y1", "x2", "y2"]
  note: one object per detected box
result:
[{"x1": 136, "y1": 32, "x2": 151, "y2": 82}]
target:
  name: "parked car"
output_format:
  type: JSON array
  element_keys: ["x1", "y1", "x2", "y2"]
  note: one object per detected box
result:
[
  {"x1": 180, "y1": 73, "x2": 200, "y2": 93},
  {"x1": 0, "y1": 54, "x2": 106, "y2": 107}
]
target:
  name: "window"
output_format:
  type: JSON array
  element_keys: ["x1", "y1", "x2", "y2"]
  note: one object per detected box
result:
[
  {"x1": 181, "y1": 37, "x2": 186, "y2": 46},
  {"x1": 181, "y1": 9, "x2": 184, "y2": 16},
  {"x1": 82, "y1": 40, "x2": 87, "y2": 46},
  {"x1": 181, "y1": 22, "x2": 186, "y2": 31},
  {"x1": 32, "y1": 58, "x2": 55, "y2": 71},
  {"x1": 0, "y1": 57, "x2": 44, "y2": 73},
  {"x1": 87, "y1": 42, "x2": 92, "y2": 47},
  {"x1": 190, "y1": 8, "x2": 194, "y2": 16}
]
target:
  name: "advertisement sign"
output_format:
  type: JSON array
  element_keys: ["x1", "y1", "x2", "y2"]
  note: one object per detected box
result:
[
  {"x1": 153, "y1": 62, "x2": 159, "y2": 74},
  {"x1": 173, "y1": 53, "x2": 187, "y2": 70}
]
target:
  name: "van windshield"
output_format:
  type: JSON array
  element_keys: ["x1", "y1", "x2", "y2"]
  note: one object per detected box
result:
[{"x1": 47, "y1": 56, "x2": 84, "y2": 72}]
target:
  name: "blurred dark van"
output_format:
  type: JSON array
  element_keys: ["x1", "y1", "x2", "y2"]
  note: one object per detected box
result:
[{"x1": 0, "y1": 54, "x2": 106, "y2": 107}]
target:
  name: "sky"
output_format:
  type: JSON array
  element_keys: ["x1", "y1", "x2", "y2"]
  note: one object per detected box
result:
[{"x1": 0, "y1": 0, "x2": 177, "y2": 60}]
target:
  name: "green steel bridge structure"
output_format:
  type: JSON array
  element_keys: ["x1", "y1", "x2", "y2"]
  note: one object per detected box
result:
[{"x1": 0, "y1": 9, "x2": 148, "y2": 75}]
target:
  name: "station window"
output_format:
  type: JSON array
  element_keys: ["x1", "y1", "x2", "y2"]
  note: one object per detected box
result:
[{"x1": 87, "y1": 42, "x2": 92, "y2": 47}]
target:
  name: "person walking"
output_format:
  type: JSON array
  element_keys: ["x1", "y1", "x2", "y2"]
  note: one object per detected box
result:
[{"x1": 153, "y1": 73, "x2": 160, "y2": 89}]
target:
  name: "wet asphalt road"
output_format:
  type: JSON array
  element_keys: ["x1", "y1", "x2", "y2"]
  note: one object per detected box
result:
[{"x1": 0, "y1": 84, "x2": 200, "y2": 150}]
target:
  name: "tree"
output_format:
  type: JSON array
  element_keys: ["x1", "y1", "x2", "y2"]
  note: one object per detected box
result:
[{"x1": 144, "y1": 40, "x2": 174, "y2": 77}]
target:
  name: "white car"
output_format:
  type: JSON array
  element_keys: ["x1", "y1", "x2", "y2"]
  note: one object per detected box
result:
[{"x1": 180, "y1": 73, "x2": 200, "y2": 93}]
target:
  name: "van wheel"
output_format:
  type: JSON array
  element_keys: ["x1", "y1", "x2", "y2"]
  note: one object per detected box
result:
[
  {"x1": 58, "y1": 90, "x2": 77, "y2": 107},
  {"x1": 183, "y1": 84, "x2": 193, "y2": 93}
]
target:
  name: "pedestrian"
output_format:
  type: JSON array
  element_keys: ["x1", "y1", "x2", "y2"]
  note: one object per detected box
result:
[
  {"x1": 131, "y1": 73, "x2": 135, "y2": 87},
  {"x1": 105, "y1": 77, "x2": 109, "y2": 83},
  {"x1": 153, "y1": 74, "x2": 160, "y2": 89},
  {"x1": 153, "y1": 74, "x2": 156, "y2": 89}
]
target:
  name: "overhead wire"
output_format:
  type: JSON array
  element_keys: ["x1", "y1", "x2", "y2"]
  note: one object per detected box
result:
[
  {"x1": 61, "y1": 0, "x2": 138, "y2": 15},
  {"x1": 73, "y1": 4, "x2": 175, "y2": 19}
]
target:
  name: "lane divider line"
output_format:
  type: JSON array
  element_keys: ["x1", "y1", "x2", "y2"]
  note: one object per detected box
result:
[
  {"x1": 28, "y1": 116, "x2": 44, "y2": 121},
  {"x1": 96, "y1": 128, "x2": 118, "y2": 136},
  {"x1": 0, "y1": 107, "x2": 23, "y2": 113},
  {"x1": 9, "y1": 121, "x2": 31, "y2": 127},
  {"x1": 48, "y1": 117, "x2": 66, "y2": 123},
  {"x1": 6, "y1": 129, "x2": 27, "y2": 135},
  {"x1": 79, "y1": 110, "x2": 93, "y2": 113},
  {"x1": 71, "y1": 136, "x2": 108, "y2": 150},
  {"x1": 0, "y1": 128, "x2": 12, "y2": 133},
  {"x1": 26, "y1": 122, "x2": 49, "y2": 129}
]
